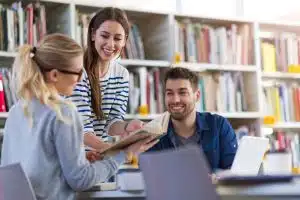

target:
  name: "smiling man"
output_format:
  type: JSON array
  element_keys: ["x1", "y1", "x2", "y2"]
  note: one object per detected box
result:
[{"x1": 147, "y1": 67, "x2": 238, "y2": 172}]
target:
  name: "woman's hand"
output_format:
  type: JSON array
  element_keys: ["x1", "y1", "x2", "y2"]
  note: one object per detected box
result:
[
  {"x1": 108, "y1": 120, "x2": 144, "y2": 138},
  {"x1": 86, "y1": 142, "x2": 112, "y2": 162},
  {"x1": 122, "y1": 119, "x2": 144, "y2": 138},
  {"x1": 86, "y1": 151, "x2": 103, "y2": 163},
  {"x1": 125, "y1": 119, "x2": 144, "y2": 132},
  {"x1": 124, "y1": 135, "x2": 159, "y2": 156}
]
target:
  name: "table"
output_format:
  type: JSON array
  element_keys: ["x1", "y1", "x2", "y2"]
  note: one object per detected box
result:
[{"x1": 78, "y1": 178, "x2": 300, "y2": 200}]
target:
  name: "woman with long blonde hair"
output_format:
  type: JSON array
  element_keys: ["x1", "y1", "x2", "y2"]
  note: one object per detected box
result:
[{"x1": 0, "y1": 33, "x2": 157, "y2": 200}]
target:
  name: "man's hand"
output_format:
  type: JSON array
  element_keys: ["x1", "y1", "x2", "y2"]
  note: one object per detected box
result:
[{"x1": 209, "y1": 173, "x2": 219, "y2": 184}]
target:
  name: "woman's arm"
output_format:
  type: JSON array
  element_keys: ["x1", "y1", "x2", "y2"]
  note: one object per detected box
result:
[
  {"x1": 84, "y1": 132, "x2": 111, "y2": 150},
  {"x1": 106, "y1": 68, "x2": 143, "y2": 136},
  {"x1": 53, "y1": 105, "x2": 125, "y2": 191},
  {"x1": 67, "y1": 71, "x2": 107, "y2": 150}
]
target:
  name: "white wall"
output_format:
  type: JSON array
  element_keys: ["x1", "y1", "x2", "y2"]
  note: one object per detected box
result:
[
  {"x1": 73, "y1": 0, "x2": 300, "y2": 21},
  {"x1": 242, "y1": 0, "x2": 300, "y2": 21},
  {"x1": 73, "y1": 0, "x2": 177, "y2": 13},
  {"x1": 178, "y1": 0, "x2": 239, "y2": 18}
]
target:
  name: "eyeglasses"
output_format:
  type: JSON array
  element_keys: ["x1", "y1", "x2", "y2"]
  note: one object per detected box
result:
[
  {"x1": 41, "y1": 68, "x2": 83, "y2": 82},
  {"x1": 58, "y1": 69, "x2": 83, "y2": 82}
]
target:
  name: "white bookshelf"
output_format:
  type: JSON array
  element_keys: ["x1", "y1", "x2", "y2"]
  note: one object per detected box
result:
[
  {"x1": 215, "y1": 112, "x2": 262, "y2": 119},
  {"x1": 258, "y1": 21, "x2": 300, "y2": 135},
  {"x1": 262, "y1": 72, "x2": 300, "y2": 80},
  {"x1": 263, "y1": 122, "x2": 300, "y2": 130},
  {"x1": 172, "y1": 63, "x2": 257, "y2": 72},
  {"x1": 0, "y1": 51, "x2": 16, "y2": 58},
  {"x1": 1, "y1": 0, "x2": 300, "y2": 137},
  {"x1": 125, "y1": 114, "x2": 160, "y2": 121},
  {"x1": 118, "y1": 59, "x2": 170, "y2": 67},
  {"x1": 0, "y1": 112, "x2": 8, "y2": 119}
]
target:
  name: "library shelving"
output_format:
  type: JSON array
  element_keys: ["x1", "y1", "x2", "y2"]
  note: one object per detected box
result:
[
  {"x1": 262, "y1": 72, "x2": 300, "y2": 80},
  {"x1": 259, "y1": 21, "x2": 300, "y2": 132},
  {"x1": 0, "y1": 0, "x2": 300, "y2": 139},
  {"x1": 263, "y1": 122, "x2": 300, "y2": 130}
]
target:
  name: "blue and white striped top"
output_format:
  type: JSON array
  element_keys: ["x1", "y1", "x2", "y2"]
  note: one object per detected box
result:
[{"x1": 68, "y1": 61, "x2": 129, "y2": 138}]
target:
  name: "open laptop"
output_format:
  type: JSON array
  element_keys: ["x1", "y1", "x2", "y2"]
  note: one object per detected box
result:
[
  {"x1": 0, "y1": 163, "x2": 36, "y2": 200},
  {"x1": 229, "y1": 136, "x2": 270, "y2": 176},
  {"x1": 139, "y1": 144, "x2": 220, "y2": 200},
  {"x1": 217, "y1": 136, "x2": 294, "y2": 185}
]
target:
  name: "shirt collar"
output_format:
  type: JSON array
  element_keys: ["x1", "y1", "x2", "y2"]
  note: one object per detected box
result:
[{"x1": 167, "y1": 112, "x2": 210, "y2": 142}]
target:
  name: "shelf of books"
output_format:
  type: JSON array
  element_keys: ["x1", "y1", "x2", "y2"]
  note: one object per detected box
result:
[
  {"x1": 259, "y1": 21, "x2": 300, "y2": 131},
  {"x1": 1, "y1": 0, "x2": 296, "y2": 139}
]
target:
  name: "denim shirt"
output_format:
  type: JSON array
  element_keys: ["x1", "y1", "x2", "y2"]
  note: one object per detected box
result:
[{"x1": 147, "y1": 112, "x2": 238, "y2": 172}]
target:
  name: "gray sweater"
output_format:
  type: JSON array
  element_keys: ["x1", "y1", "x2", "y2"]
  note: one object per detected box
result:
[{"x1": 1, "y1": 98, "x2": 124, "y2": 200}]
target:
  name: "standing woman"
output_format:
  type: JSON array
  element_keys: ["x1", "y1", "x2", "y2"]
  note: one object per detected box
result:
[
  {"x1": 69, "y1": 7, "x2": 143, "y2": 150},
  {"x1": 1, "y1": 33, "x2": 156, "y2": 199}
]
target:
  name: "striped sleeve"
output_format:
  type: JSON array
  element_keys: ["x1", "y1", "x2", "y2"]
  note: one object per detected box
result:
[
  {"x1": 105, "y1": 69, "x2": 129, "y2": 132},
  {"x1": 68, "y1": 71, "x2": 94, "y2": 134}
]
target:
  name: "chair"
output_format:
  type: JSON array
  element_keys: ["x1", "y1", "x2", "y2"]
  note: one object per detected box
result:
[
  {"x1": 139, "y1": 144, "x2": 220, "y2": 200},
  {"x1": 0, "y1": 163, "x2": 36, "y2": 200}
]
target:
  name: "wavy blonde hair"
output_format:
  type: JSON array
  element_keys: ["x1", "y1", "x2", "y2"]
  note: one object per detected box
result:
[{"x1": 11, "y1": 33, "x2": 83, "y2": 123}]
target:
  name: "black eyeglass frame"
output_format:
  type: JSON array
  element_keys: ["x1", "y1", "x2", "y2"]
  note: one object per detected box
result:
[{"x1": 41, "y1": 68, "x2": 83, "y2": 81}]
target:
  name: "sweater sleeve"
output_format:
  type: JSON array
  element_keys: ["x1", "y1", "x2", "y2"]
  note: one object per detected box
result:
[
  {"x1": 67, "y1": 70, "x2": 95, "y2": 134},
  {"x1": 52, "y1": 104, "x2": 125, "y2": 191},
  {"x1": 105, "y1": 68, "x2": 129, "y2": 132}
]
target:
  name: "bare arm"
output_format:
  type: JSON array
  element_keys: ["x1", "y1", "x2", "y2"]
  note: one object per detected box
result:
[
  {"x1": 108, "y1": 119, "x2": 144, "y2": 137},
  {"x1": 84, "y1": 132, "x2": 111, "y2": 150}
]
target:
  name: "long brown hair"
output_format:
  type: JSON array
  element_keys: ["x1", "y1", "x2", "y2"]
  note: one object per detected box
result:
[
  {"x1": 85, "y1": 7, "x2": 130, "y2": 120},
  {"x1": 11, "y1": 33, "x2": 83, "y2": 122}
]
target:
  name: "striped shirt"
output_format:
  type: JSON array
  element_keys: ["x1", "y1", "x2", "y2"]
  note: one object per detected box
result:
[{"x1": 68, "y1": 61, "x2": 129, "y2": 138}]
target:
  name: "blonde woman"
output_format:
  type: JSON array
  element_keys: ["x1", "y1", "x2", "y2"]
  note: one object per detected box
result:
[{"x1": 0, "y1": 33, "x2": 157, "y2": 200}]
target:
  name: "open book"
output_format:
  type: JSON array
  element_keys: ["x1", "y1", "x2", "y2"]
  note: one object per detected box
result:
[{"x1": 100, "y1": 112, "x2": 170, "y2": 157}]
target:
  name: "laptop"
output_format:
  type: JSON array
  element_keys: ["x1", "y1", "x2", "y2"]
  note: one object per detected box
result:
[
  {"x1": 217, "y1": 136, "x2": 294, "y2": 185},
  {"x1": 0, "y1": 163, "x2": 36, "y2": 200},
  {"x1": 229, "y1": 136, "x2": 270, "y2": 176},
  {"x1": 139, "y1": 144, "x2": 220, "y2": 200}
]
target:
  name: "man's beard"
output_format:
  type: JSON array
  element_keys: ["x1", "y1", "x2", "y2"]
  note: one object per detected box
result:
[{"x1": 168, "y1": 104, "x2": 194, "y2": 121}]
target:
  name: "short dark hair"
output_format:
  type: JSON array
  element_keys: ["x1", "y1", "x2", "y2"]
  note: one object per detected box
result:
[{"x1": 164, "y1": 67, "x2": 199, "y2": 90}]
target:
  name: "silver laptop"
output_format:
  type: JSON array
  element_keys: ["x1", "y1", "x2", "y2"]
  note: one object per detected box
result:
[
  {"x1": 230, "y1": 136, "x2": 270, "y2": 176},
  {"x1": 139, "y1": 145, "x2": 220, "y2": 200},
  {"x1": 0, "y1": 163, "x2": 36, "y2": 200}
]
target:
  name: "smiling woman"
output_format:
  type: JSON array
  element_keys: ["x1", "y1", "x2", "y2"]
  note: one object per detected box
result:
[{"x1": 68, "y1": 7, "x2": 145, "y2": 152}]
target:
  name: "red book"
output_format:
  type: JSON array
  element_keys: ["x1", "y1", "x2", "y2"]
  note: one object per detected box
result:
[{"x1": 0, "y1": 73, "x2": 7, "y2": 112}]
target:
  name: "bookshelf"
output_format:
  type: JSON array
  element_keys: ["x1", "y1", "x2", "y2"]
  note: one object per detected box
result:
[
  {"x1": 259, "y1": 21, "x2": 300, "y2": 132},
  {"x1": 0, "y1": 0, "x2": 300, "y2": 139},
  {"x1": 263, "y1": 122, "x2": 300, "y2": 130}
]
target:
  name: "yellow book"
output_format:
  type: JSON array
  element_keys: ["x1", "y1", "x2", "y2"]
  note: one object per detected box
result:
[
  {"x1": 261, "y1": 42, "x2": 276, "y2": 72},
  {"x1": 273, "y1": 87, "x2": 281, "y2": 122}
]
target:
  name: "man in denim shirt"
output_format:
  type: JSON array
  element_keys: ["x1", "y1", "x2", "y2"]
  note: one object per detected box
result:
[{"x1": 147, "y1": 67, "x2": 238, "y2": 172}]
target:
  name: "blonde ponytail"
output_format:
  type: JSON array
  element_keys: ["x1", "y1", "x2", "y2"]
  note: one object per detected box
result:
[{"x1": 11, "y1": 33, "x2": 83, "y2": 123}]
